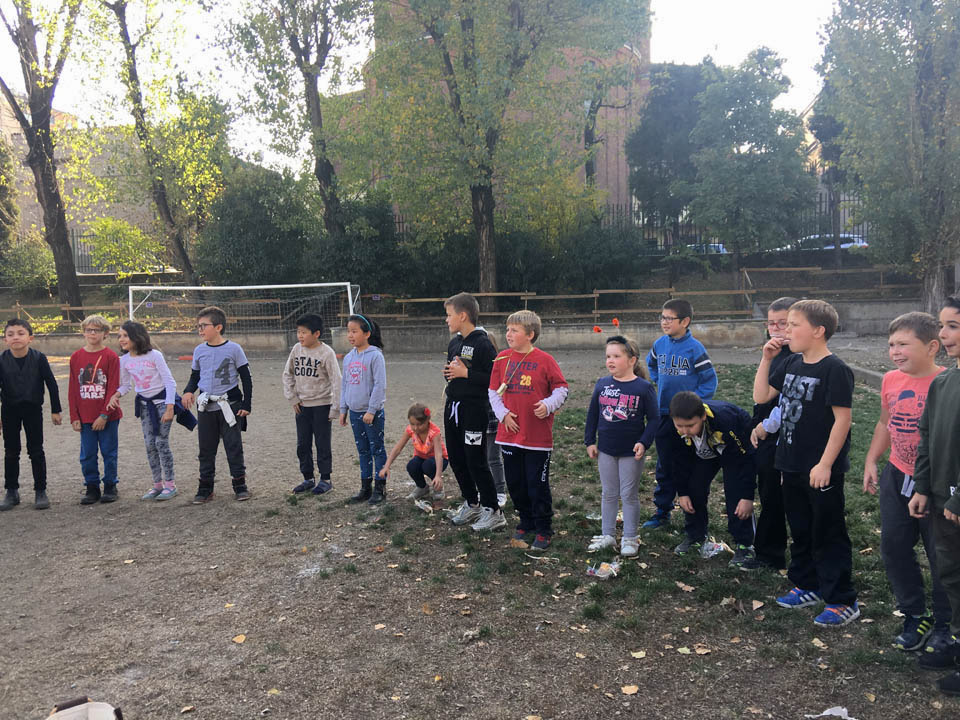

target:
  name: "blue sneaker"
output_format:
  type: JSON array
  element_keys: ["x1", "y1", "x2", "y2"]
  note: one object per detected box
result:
[
  {"x1": 642, "y1": 511, "x2": 670, "y2": 529},
  {"x1": 814, "y1": 602, "x2": 860, "y2": 627},
  {"x1": 530, "y1": 534, "x2": 551, "y2": 551},
  {"x1": 311, "y1": 480, "x2": 333, "y2": 495},
  {"x1": 776, "y1": 587, "x2": 823, "y2": 609},
  {"x1": 895, "y1": 615, "x2": 935, "y2": 651},
  {"x1": 292, "y1": 479, "x2": 315, "y2": 494}
]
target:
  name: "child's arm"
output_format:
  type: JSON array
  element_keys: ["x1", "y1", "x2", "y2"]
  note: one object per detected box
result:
[
  {"x1": 181, "y1": 352, "x2": 201, "y2": 409},
  {"x1": 646, "y1": 348, "x2": 659, "y2": 386},
  {"x1": 282, "y1": 348, "x2": 298, "y2": 408},
  {"x1": 863, "y1": 404, "x2": 891, "y2": 495},
  {"x1": 68, "y1": 355, "x2": 80, "y2": 430},
  {"x1": 488, "y1": 388, "x2": 518, "y2": 433},
  {"x1": 366, "y1": 352, "x2": 387, "y2": 417},
  {"x1": 237, "y1": 364, "x2": 252, "y2": 416},
  {"x1": 339, "y1": 355, "x2": 349, "y2": 425},
  {"x1": 431, "y1": 435, "x2": 445, "y2": 491},
  {"x1": 909, "y1": 399, "x2": 933, "y2": 518},
  {"x1": 325, "y1": 346, "x2": 342, "y2": 420},
  {"x1": 39, "y1": 354, "x2": 62, "y2": 423},
  {"x1": 92, "y1": 353, "x2": 120, "y2": 431},
  {"x1": 809, "y1": 406, "x2": 852, "y2": 488},
  {"x1": 533, "y1": 358, "x2": 568, "y2": 418},
  {"x1": 692, "y1": 347, "x2": 717, "y2": 400},
  {"x1": 379, "y1": 434, "x2": 410, "y2": 478},
  {"x1": 753, "y1": 339, "x2": 785, "y2": 404},
  {"x1": 584, "y1": 383, "x2": 601, "y2": 458},
  {"x1": 106, "y1": 356, "x2": 131, "y2": 411},
  {"x1": 636, "y1": 383, "x2": 659, "y2": 458}
]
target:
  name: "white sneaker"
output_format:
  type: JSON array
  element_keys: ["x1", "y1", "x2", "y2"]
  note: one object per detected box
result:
[
  {"x1": 621, "y1": 536, "x2": 640, "y2": 557},
  {"x1": 587, "y1": 534, "x2": 616, "y2": 552},
  {"x1": 497, "y1": 492, "x2": 508, "y2": 507},
  {"x1": 471, "y1": 507, "x2": 507, "y2": 532},
  {"x1": 406, "y1": 485, "x2": 431, "y2": 500},
  {"x1": 449, "y1": 501, "x2": 483, "y2": 526}
]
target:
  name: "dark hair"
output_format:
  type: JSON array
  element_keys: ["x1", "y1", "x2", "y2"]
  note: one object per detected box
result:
[
  {"x1": 669, "y1": 391, "x2": 706, "y2": 419},
  {"x1": 945, "y1": 295, "x2": 960, "y2": 313},
  {"x1": 444, "y1": 292, "x2": 480, "y2": 326},
  {"x1": 198, "y1": 306, "x2": 227, "y2": 331},
  {"x1": 407, "y1": 403, "x2": 431, "y2": 423},
  {"x1": 5, "y1": 318, "x2": 32, "y2": 335},
  {"x1": 120, "y1": 320, "x2": 153, "y2": 354},
  {"x1": 790, "y1": 299, "x2": 839, "y2": 341},
  {"x1": 606, "y1": 335, "x2": 650, "y2": 381},
  {"x1": 888, "y1": 311, "x2": 939, "y2": 344},
  {"x1": 663, "y1": 298, "x2": 693, "y2": 322},
  {"x1": 296, "y1": 313, "x2": 325, "y2": 335},
  {"x1": 768, "y1": 297, "x2": 799, "y2": 313},
  {"x1": 348, "y1": 314, "x2": 384, "y2": 350}
]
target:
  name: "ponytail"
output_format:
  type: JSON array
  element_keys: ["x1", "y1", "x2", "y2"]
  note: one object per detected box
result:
[
  {"x1": 607, "y1": 335, "x2": 649, "y2": 381},
  {"x1": 349, "y1": 314, "x2": 385, "y2": 350}
]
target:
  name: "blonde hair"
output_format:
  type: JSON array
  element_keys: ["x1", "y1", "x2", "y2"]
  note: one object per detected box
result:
[
  {"x1": 607, "y1": 335, "x2": 650, "y2": 381},
  {"x1": 81, "y1": 315, "x2": 111, "y2": 332},
  {"x1": 790, "y1": 299, "x2": 839, "y2": 340},
  {"x1": 506, "y1": 310, "x2": 541, "y2": 343}
]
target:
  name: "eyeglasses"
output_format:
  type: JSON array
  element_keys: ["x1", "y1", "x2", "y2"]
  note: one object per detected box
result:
[
  {"x1": 197, "y1": 323, "x2": 214, "y2": 330},
  {"x1": 767, "y1": 320, "x2": 788, "y2": 329},
  {"x1": 83, "y1": 328, "x2": 106, "y2": 334},
  {"x1": 660, "y1": 315, "x2": 679, "y2": 323}
]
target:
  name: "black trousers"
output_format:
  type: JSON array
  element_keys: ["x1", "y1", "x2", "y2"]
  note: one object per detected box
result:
[
  {"x1": 444, "y1": 398, "x2": 498, "y2": 509},
  {"x1": 754, "y1": 463, "x2": 788, "y2": 569},
  {"x1": 2, "y1": 403, "x2": 46, "y2": 492},
  {"x1": 931, "y1": 508, "x2": 960, "y2": 635},
  {"x1": 198, "y1": 403, "x2": 245, "y2": 487},
  {"x1": 295, "y1": 404, "x2": 332, "y2": 479},
  {"x1": 407, "y1": 455, "x2": 448, "y2": 487},
  {"x1": 782, "y1": 471, "x2": 856, "y2": 606},
  {"x1": 501, "y1": 446, "x2": 552, "y2": 536},
  {"x1": 681, "y1": 455, "x2": 755, "y2": 546}
]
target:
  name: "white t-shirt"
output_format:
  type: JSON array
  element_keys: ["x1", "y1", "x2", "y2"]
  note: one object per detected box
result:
[{"x1": 118, "y1": 349, "x2": 176, "y2": 404}]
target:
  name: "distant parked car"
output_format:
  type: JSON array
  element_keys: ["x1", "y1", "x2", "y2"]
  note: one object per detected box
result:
[
  {"x1": 774, "y1": 234, "x2": 868, "y2": 252},
  {"x1": 684, "y1": 242, "x2": 729, "y2": 254}
]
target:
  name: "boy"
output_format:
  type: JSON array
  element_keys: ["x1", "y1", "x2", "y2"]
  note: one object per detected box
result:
[
  {"x1": 68, "y1": 315, "x2": 122, "y2": 505},
  {"x1": 908, "y1": 296, "x2": 960, "y2": 695},
  {"x1": 643, "y1": 298, "x2": 718, "y2": 528},
  {"x1": 754, "y1": 299, "x2": 858, "y2": 626},
  {"x1": 748, "y1": 297, "x2": 798, "y2": 570},
  {"x1": 865, "y1": 312, "x2": 950, "y2": 652},
  {"x1": 487, "y1": 310, "x2": 568, "y2": 550},
  {"x1": 283, "y1": 313, "x2": 341, "y2": 495},
  {"x1": 441, "y1": 293, "x2": 503, "y2": 531},
  {"x1": 668, "y1": 391, "x2": 757, "y2": 567},
  {"x1": 0, "y1": 319, "x2": 62, "y2": 510},
  {"x1": 181, "y1": 306, "x2": 252, "y2": 503}
]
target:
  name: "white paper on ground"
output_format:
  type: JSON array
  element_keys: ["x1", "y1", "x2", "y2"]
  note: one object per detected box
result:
[{"x1": 804, "y1": 708, "x2": 857, "y2": 719}]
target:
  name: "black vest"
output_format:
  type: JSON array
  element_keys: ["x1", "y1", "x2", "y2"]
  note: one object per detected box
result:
[{"x1": 0, "y1": 348, "x2": 43, "y2": 405}]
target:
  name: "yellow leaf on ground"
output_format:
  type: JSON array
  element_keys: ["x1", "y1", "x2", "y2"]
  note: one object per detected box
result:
[
  {"x1": 631, "y1": 650, "x2": 646, "y2": 658},
  {"x1": 267, "y1": 688, "x2": 280, "y2": 696},
  {"x1": 509, "y1": 538, "x2": 529, "y2": 549},
  {"x1": 865, "y1": 692, "x2": 876, "y2": 702},
  {"x1": 180, "y1": 707, "x2": 196, "y2": 714},
  {"x1": 373, "y1": 545, "x2": 385, "y2": 553},
  {"x1": 123, "y1": 559, "x2": 135, "y2": 564},
  {"x1": 677, "y1": 647, "x2": 692, "y2": 654},
  {"x1": 533, "y1": 570, "x2": 544, "y2": 577},
  {"x1": 812, "y1": 637, "x2": 828, "y2": 649},
  {"x1": 387, "y1": 564, "x2": 399, "y2": 569},
  {"x1": 301, "y1": 546, "x2": 307, "y2": 553},
  {"x1": 675, "y1": 581, "x2": 695, "y2": 592},
  {"x1": 694, "y1": 644, "x2": 711, "y2": 655},
  {"x1": 390, "y1": 696, "x2": 401, "y2": 701},
  {"x1": 526, "y1": 716, "x2": 543, "y2": 720},
  {"x1": 422, "y1": 603, "x2": 434, "y2": 615},
  {"x1": 621, "y1": 685, "x2": 639, "y2": 695},
  {"x1": 374, "y1": 623, "x2": 386, "y2": 630},
  {"x1": 224, "y1": 603, "x2": 235, "y2": 608},
  {"x1": 449, "y1": 593, "x2": 469, "y2": 600},
  {"x1": 232, "y1": 634, "x2": 246, "y2": 644},
  {"x1": 575, "y1": 652, "x2": 586, "y2": 659},
  {"x1": 751, "y1": 600, "x2": 765, "y2": 611},
  {"x1": 434, "y1": 674, "x2": 442, "y2": 683},
  {"x1": 730, "y1": 637, "x2": 742, "y2": 644},
  {"x1": 460, "y1": 608, "x2": 472, "y2": 616},
  {"x1": 343, "y1": 552, "x2": 356, "y2": 558}
]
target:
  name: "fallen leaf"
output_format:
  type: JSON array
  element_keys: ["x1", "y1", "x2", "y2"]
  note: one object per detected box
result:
[
  {"x1": 387, "y1": 563, "x2": 399, "y2": 569},
  {"x1": 373, "y1": 545, "x2": 385, "y2": 553},
  {"x1": 460, "y1": 608, "x2": 473, "y2": 616},
  {"x1": 301, "y1": 546, "x2": 308, "y2": 553},
  {"x1": 677, "y1": 647, "x2": 691, "y2": 655},
  {"x1": 232, "y1": 634, "x2": 246, "y2": 644},
  {"x1": 754, "y1": 614, "x2": 765, "y2": 621},
  {"x1": 434, "y1": 674, "x2": 442, "y2": 683},
  {"x1": 865, "y1": 692, "x2": 876, "y2": 702},
  {"x1": 682, "y1": 626, "x2": 690, "y2": 633},
  {"x1": 449, "y1": 593, "x2": 469, "y2": 600},
  {"x1": 638, "y1": 562, "x2": 649, "y2": 569},
  {"x1": 730, "y1": 636, "x2": 742, "y2": 644},
  {"x1": 574, "y1": 587, "x2": 587, "y2": 595},
  {"x1": 374, "y1": 623, "x2": 386, "y2": 630},
  {"x1": 575, "y1": 652, "x2": 586, "y2": 659},
  {"x1": 343, "y1": 552, "x2": 356, "y2": 558},
  {"x1": 224, "y1": 603, "x2": 235, "y2": 608},
  {"x1": 393, "y1": 632, "x2": 404, "y2": 637},
  {"x1": 391, "y1": 696, "x2": 401, "y2": 701},
  {"x1": 694, "y1": 644, "x2": 711, "y2": 655},
  {"x1": 675, "y1": 581, "x2": 695, "y2": 592},
  {"x1": 630, "y1": 650, "x2": 646, "y2": 659},
  {"x1": 533, "y1": 569, "x2": 544, "y2": 577},
  {"x1": 180, "y1": 707, "x2": 196, "y2": 714},
  {"x1": 267, "y1": 688, "x2": 280, "y2": 696},
  {"x1": 932, "y1": 701, "x2": 943, "y2": 710},
  {"x1": 859, "y1": 547, "x2": 873, "y2": 555},
  {"x1": 861, "y1": 618, "x2": 874, "y2": 623},
  {"x1": 751, "y1": 600, "x2": 765, "y2": 611},
  {"x1": 812, "y1": 637, "x2": 828, "y2": 649},
  {"x1": 123, "y1": 559, "x2": 135, "y2": 564},
  {"x1": 818, "y1": 663, "x2": 829, "y2": 670},
  {"x1": 720, "y1": 596, "x2": 737, "y2": 607},
  {"x1": 621, "y1": 685, "x2": 639, "y2": 695},
  {"x1": 509, "y1": 538, "x2": 529, "y2": 549},
  {"x1": 422, "y1": 603, "x2": 434, "y2": 615},
  {"x1": 746, "y1": 708, "x2": 764, "y2": 715},
  {"x1": 526, "y1": 716, "x2": 543, "y2": 720}
]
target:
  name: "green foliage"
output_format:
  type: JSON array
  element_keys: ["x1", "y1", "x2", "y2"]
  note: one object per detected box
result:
[
  {"x1": 0, "y1": 137, "x2": 18, "y2": 250},
  {"x1": 86, "y1": 217, "x2": 164, "y2": 277},
  {"x1": 1, "y1": 234, "x2": 58, "y2": 296}
]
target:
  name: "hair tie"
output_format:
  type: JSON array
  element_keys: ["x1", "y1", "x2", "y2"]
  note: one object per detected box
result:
[
  {"x1": 424, "y1": 407, "x2": 431, "y2": 417},
  {"x1": 354, "y1": 313, "x2": 372, "y2": 331}
]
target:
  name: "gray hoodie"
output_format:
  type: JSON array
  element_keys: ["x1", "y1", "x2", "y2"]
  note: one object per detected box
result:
[{"x1": 282, "y1": 342, "x2": 341, "y2": 416}]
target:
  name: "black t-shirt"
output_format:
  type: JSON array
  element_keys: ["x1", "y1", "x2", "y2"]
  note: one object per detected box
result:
[
  {"x1": 769, "y1": 353, "x2": 854, "y2": 475},
  {"x1": 752, "y1": 344, "x2": 795, "y2": 468}
]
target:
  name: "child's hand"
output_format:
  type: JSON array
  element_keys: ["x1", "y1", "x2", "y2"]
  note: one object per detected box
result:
[
  {"x1": 443, "y1": 357, "x2": 467, "y2": 380},
  {"x1": 761, "y1": 337, "x2": 784, "y2": 360},
  {"x1": 503, "y1": 411, "x2": 519, "y2": 433},
  {"x1": 533, "y1": 401, "x2": 548, "y2": 419},
  {"x1": 362, "y1": 412, "x2": 374, "y2": 425},
  {"x1": 677, "y1": 495, "x2": 694, "y2": 514},
  {"x1": 161, "y1": 406, "x2": 174, "y2": 423},
  {"x1": 237, "y1": 409, "x2": 250, "y2": 417},
  {"x1": 181, "y1": 392, "x2": 195, "y2": 410},
  {"x1": 586, "y1": 444, "x2": 598, "y2": 459},
  {"x1": 908, "y1": 492, "x2": 929, "y2": 518},
  {"x1": 734, "y1": 498, "x2": 754, "y2": 520},
  {"x1": 633, "y1": 442, "x2": 645, "y2": 460},
  {"x1": 339, "y1": 413, "x2": 347, "y2": 427},
  {"x1": 378, "y1": 466, "x2": 389, "y2": 479},
  {"x1": 750, "y1": 423, "x2": 767, "y2": 448},
  {"x1": 92, "y1": 415, "x2": 107, "y2": 432},
  {"x1": 862, "y1": 462, "x2": 879, "y2": 495},
  {"x1": 105, "y1": 393, "x2": 120, "y2": 410},
  {"x1": 808, "y1": 463, "x2": 831, "y2": 488},
  {"x1": 293, "y1": 402, "x2": 302, "y2": 415},
  {"x1": 71, "y1": 420, "x2": 82, "y2": 432},
  {"x1": 946, "y1": 508, "x2": 960, "y2": 527},
  {"x1": 431, "y1": 475, "x2": 443, "y2": 492}
]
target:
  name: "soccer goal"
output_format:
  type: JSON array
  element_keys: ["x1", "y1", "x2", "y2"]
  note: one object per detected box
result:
[{"x1": 127, "y1": 283, "x2": 359, "y2": 337}]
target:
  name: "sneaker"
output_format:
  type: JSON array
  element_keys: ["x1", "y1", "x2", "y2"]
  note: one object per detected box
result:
[
  {"x1": 406, "y1": 485, "x2": 431, "y2": 500},
  {"x1": 674, "y1": 537, "x2": 704, "y2": 556},
  {"x1": 642, "y1": 511, "x2": 670, "y2": 529},
  {"x1": 620, "y1": 536, "x2": 640, "y2": 557},
  {"x1": 192, "y1": 486, "x2": 214, "y2": 504},
  {"x1": 156, "y1": 487, "x2": 178, "y2": 501},
  {"x1": 141, "y1": 488, "x2": 162, "y2": 501},
  {"x1": 292, "y1": 479, "x2": 315, "y2": 494},
  {"x1": 497, "y1": 492, "x2": 508, "y2": 507},
  {"x1": 101, "y1": 483, "x2": 118, "y2": 503},
  {"x1": 925, "y1": 625, "x2": 955, "y2": 655},
  {"x1": 80, "y1": 485, "x2": 101, "y2": 505},
  {"x1": 449, "y1": 501, "x2": 483, "y2": 526},
  {"x1": 0, "y1": 489, "x2": 20, "y2": 511},
  {"x1": 471, "y1": 507, "x2": 507, "y2": 532},
  {"x1": 895, "y1": 615, "x2": 935, "y2": 652},
  {"x1": 530, "y1": 534, "x2": 551, "y2": 551},
  {"x1": 234, "y1": 485, "x2": 251, "y2": 501},
  {"x1": 729, "y1": 545, "x2": 759, "y2": 570},
  {"x1": 34, "y1": 491, "x2": 50, "y2": 510},
  {"x1": 937, "y1": 670, "x2": 960, "y2": 696},
  {"x1": 776, "y1": 587, "x2": 823, "y2": 609},
  {"x1": 512, "y1": 527, "x2": 535, "y2": 543},
  {"x1": 814, "y1": 602, "x2": 861, "y2": 627},
  {"x1": 312, "y1": 480, "x2": 333, "y2": 495},
  {"x1": 919, "y1": 634, "x2": 960, "y2": 670},
  {"x1": 587, "y1": 534, "x2": 616, "y2": 552}
]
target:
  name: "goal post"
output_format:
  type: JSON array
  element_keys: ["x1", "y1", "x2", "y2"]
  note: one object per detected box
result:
[{"x1": 127, "y1": 283, "x2": 359, "y2": 339}]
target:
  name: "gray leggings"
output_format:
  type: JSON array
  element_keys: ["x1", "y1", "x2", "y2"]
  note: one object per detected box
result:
[
  {"x1": 141, "y1": 406, "x2": 175, "y2": 487},
  {"x1": 598, "y1": 451, "x2": 642, "y2": 537},
  {"x1": 486, "y1": 429, "x2": 506, "y2": 495}
]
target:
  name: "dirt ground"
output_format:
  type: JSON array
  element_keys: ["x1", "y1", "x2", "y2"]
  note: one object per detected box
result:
[{"x1": 0, "y1": 345, "x2": 951, "y2": 719}]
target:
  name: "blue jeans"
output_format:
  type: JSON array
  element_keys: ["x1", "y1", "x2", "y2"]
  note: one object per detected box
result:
[
  {"x1": 79, "y1": 420, "x2": 119, "y2": 487},
  {"x1": 348, "y1": 410, "x2": 386, "y2": 480}
]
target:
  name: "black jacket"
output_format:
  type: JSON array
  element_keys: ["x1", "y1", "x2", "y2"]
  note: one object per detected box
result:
[{"x1": 0, "y1": 348, "x2": 62, "y2": 413}]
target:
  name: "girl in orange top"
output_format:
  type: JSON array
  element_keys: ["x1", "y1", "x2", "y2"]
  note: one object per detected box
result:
[{"x1": 380, "y1": 403, "x2": 448, "y2": 500}]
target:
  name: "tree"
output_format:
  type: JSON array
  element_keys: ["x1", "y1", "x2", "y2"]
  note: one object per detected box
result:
[
  {"x1": 86, "y1": 216, "x2": 164, "y2": 276},
  {"x1": 0, "y1": 0, "x2": 85, "y2": 318},
  {"x1": 819, "y1": 0, "x2": 960, "y2": 311},
  {"x1": 808, "y1": 88, "x2": 847, "y2": 269},
  {"x1": 230, "y1": 0, "x2": 371, "y2": 238},
  {"x1": 682, "y1": 48, "x2": 814, "y2": 267},
  {"x1": 0, "y1": 136, "x2": 18, "y2": 249}
]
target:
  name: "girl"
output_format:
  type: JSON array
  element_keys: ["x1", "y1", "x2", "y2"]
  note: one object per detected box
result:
[
  {"x1": 339, "y1": 314, "x2": 388, "y2": 505},
  {"x1": 583, "y1": 336, "x2": 659, "y2": 556},
  {"x1": 379, "y1": 403, "x2": 447, "y2": 500},
  {"x1": 106, "y1": 321, "x2": 179, "y2": 500}
]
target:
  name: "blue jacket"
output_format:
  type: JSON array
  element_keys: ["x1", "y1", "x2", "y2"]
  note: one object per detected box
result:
[{"x1": 646, "y1": 331, "x2": 717, "y2": 413}]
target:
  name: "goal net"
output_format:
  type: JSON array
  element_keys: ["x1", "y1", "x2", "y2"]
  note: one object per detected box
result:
[{"x1": 127, "y1": 283, "x2": 359, "y2": 339}]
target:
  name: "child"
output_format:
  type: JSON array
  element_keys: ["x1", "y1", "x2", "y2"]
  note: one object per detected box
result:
[
  {"x1": 442, "y1": 292, "x2": 503, "y2": 531},
  {"x1": 283, "y1": 313, "x2": 341, "y2": 495},
  {"x1": 754, "y1": 299, "x2": 858, "y2": 626},
  {"x1": 668, "y1": 391, "x2": 757, "y2": 567},
  {"x1": 909, "y1": 296, "x2": 960, "y2": 694},
  {"x1": 181, "y1": 306, "x2": 252, "y2": 503},
  {"x1": 0, "y1": 319, "x2": 62, "y2": 510},
  {"x1": 644, "y1": 298, "x2": 718, "y2": 528},
  {"x1": 863, "y1": 312, "x2": 948, "y2": 652},
  {"x1": 106, "y1": 321, "x2": 187, "y2": 501},
  {"x1": 69, "y1": 315, "x2": 122, "y2": 505},
  {"x1": 477, "y1": 325, "x2": 508, "y2": 508},
  {"x1": 748, "y1": 297, "x2": 798, "y2": 570},
  {"x1": 584, "y1": 335, "x2": 658, "y2": 556},
  {"x1": 488, "y1": 310, "x2": 568, "y2": 550},
  {"x1": 379, "y1": 403, "x2": 447, "y2": 499},
  {"x1": 339, "y1": 314, "x2": 387, "y2": 505}
]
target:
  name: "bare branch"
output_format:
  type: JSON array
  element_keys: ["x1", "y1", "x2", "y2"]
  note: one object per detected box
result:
[{"x1": 0, "y1": 74, "x2": 32, "y2": 134}]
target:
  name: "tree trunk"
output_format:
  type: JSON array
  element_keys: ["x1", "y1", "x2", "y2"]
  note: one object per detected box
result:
[
  {"x1": 471, "y1": 181, "x2": 498, "y2": 311},
  {"x1": 302, "y1": 70, "x2": 346, "y2": 238},
  {"x1": 921, "y1": 263, "x2": 945, "y2": 315}
]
